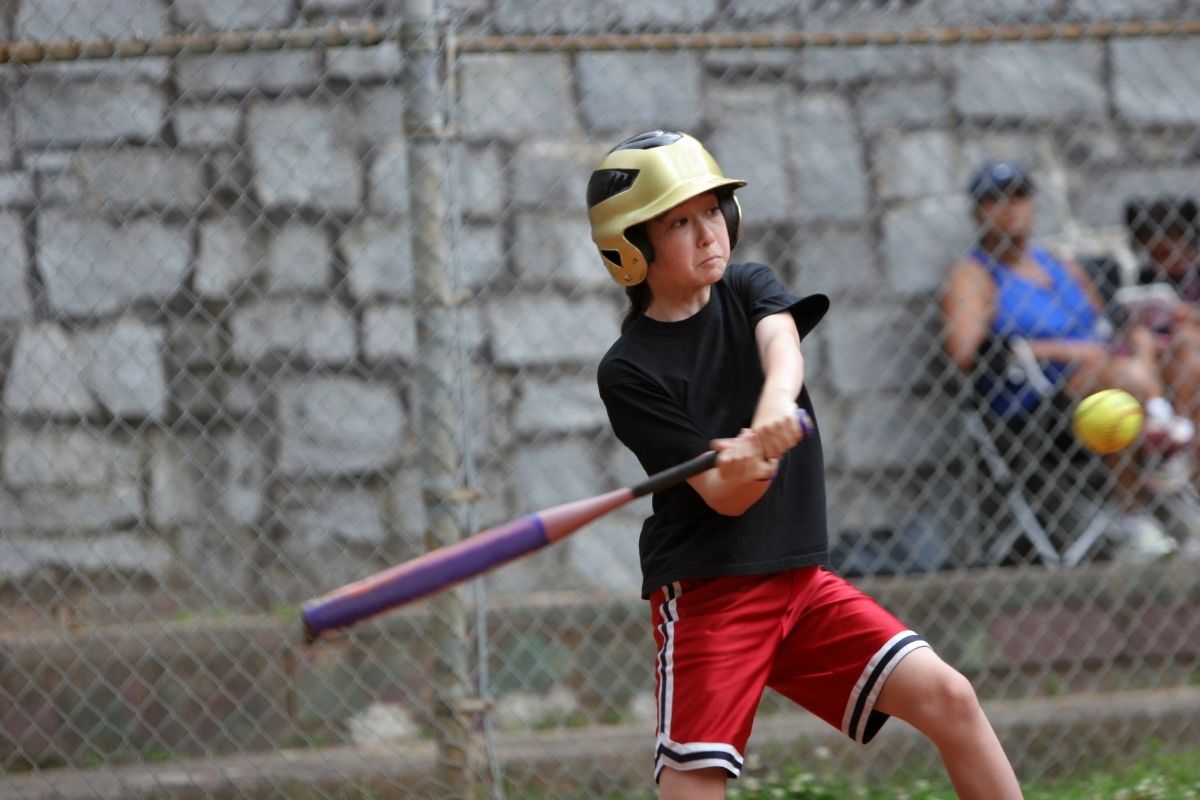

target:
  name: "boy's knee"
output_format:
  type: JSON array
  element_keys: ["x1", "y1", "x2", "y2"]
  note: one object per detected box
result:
[
  {"x1": 932, "y1": 668, "x2": 982, "y2": 717},
  {"x1": 916, "y1": 667, "x2": 988, "y2": 736}
]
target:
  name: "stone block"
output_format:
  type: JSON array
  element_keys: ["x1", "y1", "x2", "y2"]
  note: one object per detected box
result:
[
  {"x1": 231, "y1": 298, "x2": 357, "y2": 366},
  {"x1": 0, "y1": 484, "x2": 142, "y2": 533},
  {"x1": 357, "y1": 86, "x2": 404, "y2": 146},
  {"x1": 0, "y1": 172, "x2": 33, "y2": 207},
  {"x1": 791, "y1": 92, "x2": 869, "y2": 223},
  {"x1": 17, "y1": 78, "x2": 166, "y2": 148},
  {"x1": 487, "y1": 294, "x2": 619, "y2": 367},
  {"x1": 164, "y1": 313, "x2": 228, "y2": 369},
  {"x1": 196, "y1": 218, "x2": 260, "y2": 300},
  {"x1": 17, "y1": 0, "x2": 169, "y2": 39},
  {"x1": 248, "y1": 100, "x2": 363, "y2": 213},
  {"x1": 38, "y1": 210, "x2": 189, "y2": 317},
  {"x1": 1065, "y1": 0, "x2": 1179, "y2": 20},
  {"x1": 459, "y1": 54, "x2": 579, "y2": 140},
  {"x1": 841, "y1": 394, "x2": 957, "y2": 472},
  {"x1": 174, "y1": 104, "x2": 241, "y2": 148},
  {"x1": 858, "y1": 80, "x2": 951, "y2": 133},
  {"x1": 563, "y1": 511, "x2": 642, "y2": 594},
  {"x1": 268, "y1": 222, "x2": 331, "y2": 294},
  {"x1": 455, "y1": 143, "x2": 506, "y2": 220},
  {"x1": 824, "y1": 305, "x2": 934, "y2": 394},
  {"x1": 450, "y1": 224, "x2": 506, "y2": 290},
  {"x1": 278, "y1": 377, "x2": 405, "y2": 478},
  {"x1": 514, "y1": 375, "x2": 608, "y2": 436},
  {"x1": 3, "y1": 323, "x2": 94, "y2": 417},
  {"x1": 281, "y1": 485, "x2": 388, "y2": 549},
  {"x1": 215, "y1": 431, "x2": 267, "y2": 526},
  {"x1": 800, "y1": 47, "x2": 936, "y2": 85},
  {"x1": 0, "y1": 532, "x2": 170, "y2": 582},
  {"x1": 514, "y1": 214, "x2": 606, "y2": 289},
  {"x1": 620, "y1": 0, "x2": 718, "y2": 28},
  {"x1": 492, "y1": 0, "x2": 619, "y2": 33},
  {"x1": 873, "y1": 130, "x2": 957, "y2": 202},
  {"x1": 510, "y1": 437, "x2": 607, "y2": 517},
  {"x1": 2, "y1": 428, "x2": 139, "y2": 490},
  {"x1": 794, "y1": 226, "x2": 879, "y2": 299},
  {"x1": 81, "y1": 318, "x2": 169, "y2": 419},
  {"x1": 0, "y1": 212, "x2": 32, "y2": 320},
  {"x1": 176, "y1": 51, "x2": 322, "y2": 98},
  {"x1": 1071, "y1": 165, "x2": 1200, "y2": 231},
  {"x1": 297, "y1": 0, "x2": 368, "y2": 12},
  {"x1": 703, "y1": 40, "x2": 796, "y2": 75},
  {"x1": 725, "y1": 0, "x2": 799, "y2": 22},
  {"x1": 383, "y1": 467, "x2": 431, "y2": 547},
  {"x1": 148, "y1": 431, "x2": 206, "y2": 527},
  {"x1": 1113, "y1": 40, "x2": 1200, "y2": 125},
  {"x1": 367, "y1": 139, "x2": 410, "y2": 217},
  {"x1": 172, "y1": 0, "x2": 295, "y2": 30},
  {"x1": 956, "y1": 42, "x2": 1105, "y2": 121},
  {"x1": 882, "y1": 196, "x2": 972, "y2": 296},
  {"x1": 363, "y1": 304, "x2": 417, "y2": 363},
  {"x1": 708, "y1": 85, "x2": 792, "y2": 224},
  {"x1": 577, "y1": 52, "x2": 703, "y2": 134},
  {"x1": 511, "y1": 141, "x2": 603, "y2": 214},
  {"x1": 21, "y1": 56, "x2": 170, "y2": 83},
  {"x1": 327, "y1": 41, "x2": 402, "y2": 83},
  {"x1": 70, "y1": 149, "x2": 206, "y2": 212},
  {"x1": 342, "y1": 218, "x2": 412, "y2": 300}
]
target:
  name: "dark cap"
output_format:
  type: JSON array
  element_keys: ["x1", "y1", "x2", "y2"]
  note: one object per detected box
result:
[{"x1": 968, "y1": 161, "x2": 1034, "y2": 203}]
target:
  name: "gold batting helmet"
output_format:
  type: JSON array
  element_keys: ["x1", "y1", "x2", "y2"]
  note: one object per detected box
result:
[{"x1": 586, "y1": 130, "x2": 747, "y2": 286}]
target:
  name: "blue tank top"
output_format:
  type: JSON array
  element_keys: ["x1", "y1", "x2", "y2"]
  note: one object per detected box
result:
[
  {"x1": 972, "y1": 246, "x2": 1102, "y2": 419},
  {"x1": 975, "y1": 246, "x2": 1099, "y2": 343}
]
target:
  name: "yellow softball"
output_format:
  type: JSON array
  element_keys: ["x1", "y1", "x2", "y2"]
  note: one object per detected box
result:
[{"x1": 1072, "y1": 389, "x2": 1144, "y2": 455}]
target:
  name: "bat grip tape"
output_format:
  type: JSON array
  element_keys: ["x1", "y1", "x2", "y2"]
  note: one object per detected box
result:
[{"x1": 629, "y1": 409, "x2": 814, "y2": 498}]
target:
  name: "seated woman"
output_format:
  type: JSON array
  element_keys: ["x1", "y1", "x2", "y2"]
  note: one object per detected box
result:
[{"x1": 942, "y1": 161, "x2": 1189, "y2": 561}]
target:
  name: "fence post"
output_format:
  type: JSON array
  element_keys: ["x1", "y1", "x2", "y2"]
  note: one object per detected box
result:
[{"x1": 401, "y1": 1, "x2": 482, "y2": 796}]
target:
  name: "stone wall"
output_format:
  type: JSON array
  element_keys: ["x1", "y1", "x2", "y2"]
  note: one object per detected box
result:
[{"x1": 2, "y1": 0, "x2": 1200, "y2": 610}]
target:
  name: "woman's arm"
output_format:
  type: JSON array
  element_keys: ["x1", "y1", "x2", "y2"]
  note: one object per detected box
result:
[
  {"x1": 686, "y1": 311, "x2": 804, "y2": 516},
  {"x1": 1062, "y1": 257, "x2": 1109, "y2": 314},
  {"x1": 941, "y1": 258, "x2": 995, "y2": 372}
]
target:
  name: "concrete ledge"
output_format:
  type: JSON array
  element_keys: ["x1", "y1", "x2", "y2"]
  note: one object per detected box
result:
[
  {"x1": 3, "y1": 561, "x2": 1199, "y2": 775},
  {"x1": 6, "y1": 687, "x2": 1200, "y2": 799}
]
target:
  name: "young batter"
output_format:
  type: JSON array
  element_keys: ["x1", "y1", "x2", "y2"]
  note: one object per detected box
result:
[{"x1": 588, "y1": 130, "x2": 1023, "y2": 800}]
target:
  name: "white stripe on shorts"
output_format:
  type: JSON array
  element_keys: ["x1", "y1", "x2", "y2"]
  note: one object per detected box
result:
[
  {"x1": 654, "y1": 734, "x2": 744, "y2": 780},
  {"x1": 655, "y1": 581, "x2": 683, "y2": 741},
  {"x1": 841, "y1": 629, "x2": 930, "y2": 744}
]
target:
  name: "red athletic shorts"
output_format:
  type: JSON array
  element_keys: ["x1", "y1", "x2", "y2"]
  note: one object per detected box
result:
[{"x1": 648, "y1": 566, "x2": 929, "y2": 781}]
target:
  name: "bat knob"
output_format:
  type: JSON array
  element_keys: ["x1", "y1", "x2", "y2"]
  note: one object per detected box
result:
[{"x1": 796, "y1": 408, "x2": 815, "y2": 437}]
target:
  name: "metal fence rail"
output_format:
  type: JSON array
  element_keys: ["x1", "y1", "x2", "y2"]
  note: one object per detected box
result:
[{"x1": 2, "y1": 1, "x2": 1200, "y2": 797}]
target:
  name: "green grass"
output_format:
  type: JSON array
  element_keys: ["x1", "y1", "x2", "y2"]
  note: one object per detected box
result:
[
  {"x1": 507, "y1": 745, "x2": 1200, "y2": 799},
  {"x1": 727, "y1": 746, "x2": 1199, "y2": 800}
]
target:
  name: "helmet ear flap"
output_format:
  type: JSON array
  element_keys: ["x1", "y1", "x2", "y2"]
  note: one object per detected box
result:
[
  {"x1": 626, "y1": 224, "x2": 654, "y2": 266},
  {"x1": 718, "y1": 191, "x2": 742, "y2": 249}
]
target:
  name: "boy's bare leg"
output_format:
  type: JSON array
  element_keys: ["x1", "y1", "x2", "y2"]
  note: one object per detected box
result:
[
  {"x1": 658, "y1": 766, "x2": 727, "y2": 800},
  {"x1": 875, "y1": 648, "x2": 1023, "y2": 800}
]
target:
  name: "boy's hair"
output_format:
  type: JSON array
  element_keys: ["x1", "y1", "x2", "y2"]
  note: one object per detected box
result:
[
  {"x1": 586, "y1": 130, "x2": 745, "y2": 287},
  {"x1": 1125, "y1": 196, "x2": 1200, "y2": 250}
]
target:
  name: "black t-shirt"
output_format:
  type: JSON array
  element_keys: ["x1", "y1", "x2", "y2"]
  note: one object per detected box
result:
[{"x1": 596, "y1": 262, "x2": 831, "y2": 597}]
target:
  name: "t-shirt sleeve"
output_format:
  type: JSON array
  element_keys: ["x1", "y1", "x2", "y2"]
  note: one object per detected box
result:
[
  {"x1": 597, "y1": 359, "x2": 712, "y2": 477},
  {"x1": 734, "y1": 262, "x2": 830, "y2": 340}
]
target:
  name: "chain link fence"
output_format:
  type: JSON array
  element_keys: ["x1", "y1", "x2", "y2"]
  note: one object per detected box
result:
[{"x1": 2, "y1": 1, "x2": 1200, "y2": 798}]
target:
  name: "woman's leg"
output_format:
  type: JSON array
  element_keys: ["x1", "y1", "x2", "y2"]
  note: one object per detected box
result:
[
  {"x1": 658, "y1": 767, "x2": 727, "y2": 800},
  {"x1": 1161, "y1": 321, "x2": 1200, "y2": 457},
  {"x1": 875, "y1": 648, "x2": 1023, "y2": 800}
]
